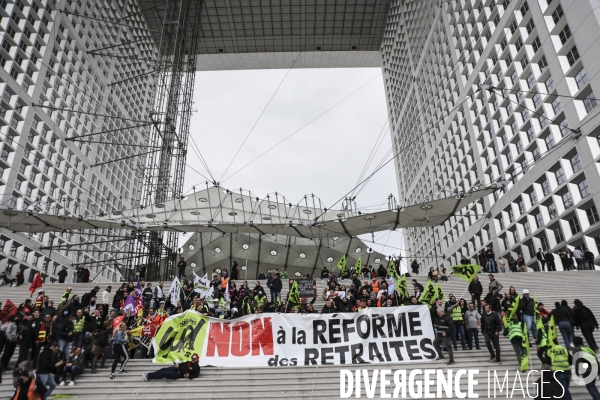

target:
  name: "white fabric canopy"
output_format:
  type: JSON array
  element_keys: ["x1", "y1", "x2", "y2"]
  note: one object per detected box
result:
[{"x1": 0, "y1": 186, "x2": 495, "y2": 237}]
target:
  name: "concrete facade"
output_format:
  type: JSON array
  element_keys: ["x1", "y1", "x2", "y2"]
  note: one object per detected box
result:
[{"x1": 383, "y1": 0, "x2": 600, "y2": 271}]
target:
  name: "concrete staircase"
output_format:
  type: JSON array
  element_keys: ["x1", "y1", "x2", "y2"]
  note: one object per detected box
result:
[{"x1": 0, "y1": 271, "x2": 598, "y2": 399}]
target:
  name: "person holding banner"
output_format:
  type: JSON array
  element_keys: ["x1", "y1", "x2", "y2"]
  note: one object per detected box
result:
[{"x1": 142, "y1": 354, "x2": 200, "y2": 381}]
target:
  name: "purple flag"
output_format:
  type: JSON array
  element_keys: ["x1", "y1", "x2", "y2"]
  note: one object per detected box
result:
[{"x1": 122, "y1": 295, "x2": 135, "y2": 314}]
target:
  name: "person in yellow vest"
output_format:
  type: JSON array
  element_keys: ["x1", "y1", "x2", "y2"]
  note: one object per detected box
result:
[
  {"x1": 72, "y1": 309, "x2": 86, "y2": 348},
  {"x1": 544, "y1": 343, "x2": 573, "y2": 400},
  {"x1": 505, "y1": 318, "x2": 525, "y2": 370},
  {"x1": 63, "y1": 287, "x2": 72, "y2": 302},
  {"x1": 572, "y1": 336, "x2": 600, "y2": 400},
  {"x1": 445, "y1": 295, "x2": 467, "y2": 350},
  {"x1": 35, "y1": 290, "x2": 44, "y2": 311}
]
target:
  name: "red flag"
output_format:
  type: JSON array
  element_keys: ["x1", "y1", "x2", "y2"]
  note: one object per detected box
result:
[
  {"x1": 0, "y1": 299, "x2": 18, "y2": 323},
  {"x1": 112, "y1": 315, "x2": 124, "y2": 329},
  {"x1": 29, "y1": 272, "x2": 42, "y2": 297}
]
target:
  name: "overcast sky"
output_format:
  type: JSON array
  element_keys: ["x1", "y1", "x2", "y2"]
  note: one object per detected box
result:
[{"x1": 184, "y1": 68, "x2": 405, "y2": 259}]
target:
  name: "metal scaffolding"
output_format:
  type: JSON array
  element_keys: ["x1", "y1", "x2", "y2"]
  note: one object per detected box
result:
[{"x1": 130, "y1": 0, "x2": 203, "y2": 281}]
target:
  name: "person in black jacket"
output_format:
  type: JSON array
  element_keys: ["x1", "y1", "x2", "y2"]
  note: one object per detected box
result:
[
  {"x1": 36, "y1": 343, "x2": 62, "y2": 399},
  {"x1": 583, "y1": 248, "x2": 596, "y2": 270},
  {"x1": 432, "y1": 308, "x2": 454, "y2": 365},
  {"x1": 550, "y1": 301, "x2": 575, "y2": 349},
  {"x1": 142, "y1": 354, "x2": 200, "y2": 381},
  {"x1": 573, "y1": 299, "x2": 598, "y2": 351},
  {"x1": 321, "y1": 300, "x2": 337, "y2": 314},
  {"x1": 15, "y1": 319, "x2": 33, "y2": 365},
  {"x1": 12, "y1": 368, "x2": 48, "y2": 400},
  {"x1": 519, "y1": 290, "x2": 537, "y2": 340},
  {"x1": 468, "y1": 275, "x2": 483, "y2": 313},
  {"x1": 481, "y1": 304, "x2": 502, "y2": 363},
  {"x1": 270, "y1": 273, "x2": 283, "y2": 304},
  {"x1": 545, "y1": 250, "x2": 556, "y2": 272}
]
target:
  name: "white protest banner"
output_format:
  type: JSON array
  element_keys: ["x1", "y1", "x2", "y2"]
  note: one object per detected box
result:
[
  {"x1": 193, "y1": 272, "x2": 214, "y2": 299},
  {"x1": 326, "y1": 290, "x2": 346, "y2": 299},
  {"x1": 153, "y1": 305, "x2": 436, "y2": 367}
]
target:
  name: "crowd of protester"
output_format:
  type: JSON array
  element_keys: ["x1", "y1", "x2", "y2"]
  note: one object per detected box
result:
[{"x1": 0, "y1": 256, "x2": 598, "y2": 399}]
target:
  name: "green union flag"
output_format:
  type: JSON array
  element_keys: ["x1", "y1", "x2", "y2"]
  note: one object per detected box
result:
[
  {"x1": 396, "y1": 274, "x2": 409, "y2": 299},
  {"x1": 450, "y1": 264, "x2": 480, "y2": 283},
  {"x1": 387, "y1": 258, "x2": 401, "y2": 282},
  {"x1": 548, "y1": 315, "x2": 558, "y2": 347},
  {"x1": 337, "y1": 254, "x2": 347, "y2": 277},
  {"x1": 418, "y1": 279, "x2": 436, "y2": 304},
  {"x1": 435, "y1": 282, "x2": 445, "y2": 302},
  {"x1": 288, "y1": 280, "x2": 300, "y2": 306}
]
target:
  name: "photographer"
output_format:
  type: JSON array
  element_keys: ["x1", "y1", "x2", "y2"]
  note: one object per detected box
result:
[{"x1": 142, "y1": 353, "x2": 200, "y2": 381}]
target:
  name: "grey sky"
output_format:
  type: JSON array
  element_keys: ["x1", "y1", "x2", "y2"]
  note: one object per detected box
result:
[{"x1": 184, "y1": 67, "x2": 405, "y2": 260}]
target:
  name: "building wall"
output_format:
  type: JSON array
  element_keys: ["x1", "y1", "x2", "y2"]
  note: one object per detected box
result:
[
  {"x1": 383, "y1": 0, "x2": 600, "y2": 272},
  {"x1": 0, "y1": 0, "x2": 156, "y2": 282}
]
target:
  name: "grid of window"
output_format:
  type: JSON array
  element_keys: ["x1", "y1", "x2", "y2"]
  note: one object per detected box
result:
[
  {"x1": 568, "y1": 217, "x2": 581, "y2": 234},
  {"x1": 562, "y1": 191, "x2": 574, "y2": 208},
  {"x1": 535, "y1": 213, "x2": 544, "y2": 228},
  {"x1": 571, "y1": 154, "x2": 582, "y2": 172},
  {"x1": 555, "y1": 168, "x2": 566, "y2": 184},
  {"x1": 552, "y1": 98, "x2": 563, "y2": 114},
  {"x1": 559, "y1": 25, "x2": 571, "y2": 45},
  {"x1": 575, "y1": 68, "x2": 589, "y2": 90},
  {"x1": 579, "y1": 180, "x2": 591, "y2": 198},
  {"x1": 553, "y1": 225, "x2": 565, "y2": 243},
  {"x1": 584, "y1": 92, "x2": 598, "y2": 112},
  {"x1": 586, "y1": 205, "x2": 599, "y2": 225},
  {"x1": 566, "y1": 46, "x2": 580, "y2": 67}
]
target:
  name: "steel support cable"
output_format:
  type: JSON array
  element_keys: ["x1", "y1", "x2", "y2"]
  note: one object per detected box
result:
[
  {"x1": 347, "y1": 2, "x2": 514, "y2": 201},
  {"x1": 217, "y1": 17, "x2": 325, "y2": 183},
  {"x1": 348, "y1": 118, "x2": 391, "y2": 199},
  {"x1": 220, "y1": 73, "x2": 383, "y2": 184}
]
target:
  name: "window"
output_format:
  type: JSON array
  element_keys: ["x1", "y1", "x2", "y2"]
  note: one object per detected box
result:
[
  {"x1": 503, "y1": 236, "x2": 510, "y2": 249},
  {"x1": 511, "y1": 121, "x2": 519, "y2": 135},
  {"x1": 516, "y1": 37, "x2": 523, "y2": 51},
  {"x1": 562, "y1": 191, "x2": 574, "y2": 208},
  {"x1": 518, "y1": 199, "x2": 526, "y2": 214},
  {"x1": 499, "y1": 216, "x2": 505, "y2": 231},
  {"x1": 584, "y1": 92, "x2": 598, "y2": 113},
  {"x1": 568, "y1": 217, "x2": 581, "y2": 234},
  {"x1": 526, "y1": 19, "x2": 535, "y2": 34},
  {"x1": 522, "y1": 109, "x2": 530, "y2": 121},
  {"x1": 516, "y1": 140, "x2": 523, "y2": 154},
  {"x1": 533, "y1": 147, "x2": 541, "y2": 161},
  {"x1": 552, "y1": 98, "x2": 563, "y2": 114},
  {"x1": 527, "y1": 127, "x2": 536, "y2": 142},
  {"x1": 521, "y1": 2, "x2": 529, "y2": 16},
  {"x1": 540, "y1": 233, "x2": 549, "y2": 250},
  {"x1": 586, "y1": 205, "x2": 599, "y2": 225},
  {"x1": 507, "y1": 151, "x2": 513, "y2": 164},
  {"x1": 567, "y1": 46, "x2": 580, "y2": 67},
  {"x1": 539, "y1": 55, "x2": 549, "y2": 73},
  {"x1": 545, "y1": 76, "x2": 555, "y2": 92},
  {"x1": 526, "y1": 73, "x2": 535, "y2": 89},
  {"x1": 542, "y1": 179, "x2": 551, "y2": 195},
  {"x1": 552, "y1": 5, "x2": 563, "y2": 24},
  {"x1": 559, "y1": 119, "x2": 570, "y2": 137},
  {"x1": 521, "y1": 54, "x2": 529, "y2": 69},
  {"x1": 532, "y1": 37, "x2": 542, "y2": 53},
  {"x1": 540, "y1": 114, "x2": 550, "y2": 129},
  {"x1": 575, "y1": 68, "x2": 588, "y2": 90},
  {"x1": 570, "y1": 154, "x2": 582, "y2": 172},
  {"x1": 513, "y1": 230, "x2": 520, "y2": 243},
  {"x1": 555, "y1": 167, "x2": 565, "y2": 184},
  {"x1": 510, "y1": 71, "x2": 518, "y2": 86},
  {"x1": 523, "y1": 221, "x2": 531, "y2": 236},
  {"x1": 553, "y1": 225, "x2": 564, "y2": 243},
  {"x1": 559, "y1": 25, "x2": 571, "y2": 45},
  {"x1": 533, "y1": 93, "x2": 542, "y2": 109},
  {"x1": 506, "y1": 53, "x2": 513, "y2": 67},
  {"x1": 517, "y1": 90, "x2": 525, "y2": 104},
  {"x1": 508, "y1": 209, "x2": 515, "y2": 223},
  {"x1": 529, "y1": 191, "x2": 538, "y2": 205},
  {"x1": 535, "y1": 213, "x2": 544, "y2": 228},
  {"x1": 579, "y1": 180, "x2": 591, "y2": 197}
]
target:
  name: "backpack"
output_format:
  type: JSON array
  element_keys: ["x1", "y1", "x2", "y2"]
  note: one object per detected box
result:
[{"x1": 81, "y1": 293, "x2": 91, "y2": 305}]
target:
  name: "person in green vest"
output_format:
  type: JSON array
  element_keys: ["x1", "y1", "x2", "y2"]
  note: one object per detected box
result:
[
  {"x1": 572, "y1": 336, "x2": 600, "y2": 400},
  {"x1": 445, "y1": 295, "x2": 466, "y2": 350},
  {"x1": 544, "y1": 343, "x2": 573, "y2": 400},
  {"x1": 505, "y1": 318, "x2": 524, "y2": 370},
  {"x1": 63, "y1": 287, "x2": 72, "y2": 302},
  {"x1": 254, "y1": 290, "x2": 267, "y2": 310},
  {"x1": 72, "y1": 309, "x2": 86, "y2": 348}
]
